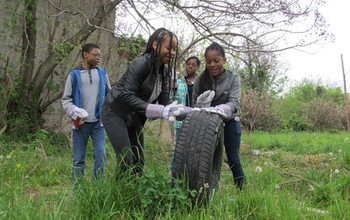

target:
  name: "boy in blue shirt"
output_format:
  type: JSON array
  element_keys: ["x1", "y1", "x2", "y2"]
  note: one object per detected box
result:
[{"x1": 61, "y1": 43, "x2": 111, "y2": 183}]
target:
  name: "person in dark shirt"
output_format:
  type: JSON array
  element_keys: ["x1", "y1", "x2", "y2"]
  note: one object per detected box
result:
[
  {"x1": 174, "y1": 56, "x2": 201, "y2": 141},
  {"x1": 102, "y1": 28, "x2": 192, "y2": 175}
]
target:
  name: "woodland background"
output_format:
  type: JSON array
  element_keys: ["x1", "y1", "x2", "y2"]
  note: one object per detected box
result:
[
  {"x1": 0, "y1": 0, "x2": 349, "y2": 139},
  {"x1": 0, "y1": 1, "x2": 349, "y2": 219}
]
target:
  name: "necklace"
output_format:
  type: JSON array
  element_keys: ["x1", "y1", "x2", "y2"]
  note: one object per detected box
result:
[{"x1": 186, "y1": 75, "x2": 196, "y2": 85}]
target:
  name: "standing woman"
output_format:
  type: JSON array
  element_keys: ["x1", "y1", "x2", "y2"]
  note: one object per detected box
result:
[
  {"x1": 174, "y1": 56, "x2": 201, "y2": 141},
  {"x1": 192, "y1": 42, "x2": 246, "y2": 189},
  {"x1": 102, "y1": 28, "x2": 191, "y2": 174}
]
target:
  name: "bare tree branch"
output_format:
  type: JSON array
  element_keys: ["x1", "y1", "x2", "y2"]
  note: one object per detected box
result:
[
  {"x1": 121, "y1": 0, "x2": 330, "y2": 55},
  {"x1": 39, "y1": 91, "x2": 63, "y2": 113},
  {"x1": 47, "y1": 0, "x2": 117, "y2": 35},
  {"x1": 179, "y1": 32, "x2": 255, "y2": 60},
  {"x1": 32, "y1": 0, "x2": 123, "y2": 95},
  {"x1": 127, "y1": 0, "x2": 155, "y2": 33}
]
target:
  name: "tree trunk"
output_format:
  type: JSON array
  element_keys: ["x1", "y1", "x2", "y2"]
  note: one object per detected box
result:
[
  {"x1": 341, "y1": 54, "x2": 350, "y2": 132},
  {"x1": 21, "y1": 0, "x2": 37, "y2": 85},
  {"x1": 6, "y1": 0, "x2": 39, "y2": 135},
  {"x1": 5, "y1": 0, "x2": 123, "y2": 137}
]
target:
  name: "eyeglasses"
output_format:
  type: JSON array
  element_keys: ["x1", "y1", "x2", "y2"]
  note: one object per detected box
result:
[{"x1": 89, "y1": 53, "x2": 102, "y2": 58}]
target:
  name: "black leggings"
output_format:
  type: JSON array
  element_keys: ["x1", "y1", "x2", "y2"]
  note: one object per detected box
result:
[
  {"x1": 224, "y1": 118, "x2": 245, "y2": 188},
  {"x1": 102, "y1": 103, "x2": 144, "y2": 174}
]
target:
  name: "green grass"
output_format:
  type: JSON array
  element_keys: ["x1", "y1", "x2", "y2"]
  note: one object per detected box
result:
[
  {"x1": 242, "y1": 131, "x2": 350, "y2": 154},
  {"x1": 0, "y1": 128, "x2": 349, "y2": 219}
]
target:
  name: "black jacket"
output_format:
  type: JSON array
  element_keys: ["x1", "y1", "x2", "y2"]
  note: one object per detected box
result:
[{"x1": 105, "y1": 53, "x2": 171, "y2": 125}]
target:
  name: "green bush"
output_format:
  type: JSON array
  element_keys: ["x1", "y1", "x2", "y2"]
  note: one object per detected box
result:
[
  {"x1": 281, "y1": 113, "x2": 312, "y2": 131},
  {"x1": 277, "y1": 79, "x2": 347, "y2": 132},
  {"x1": 303, "y1": 99, "x2": 346, "y2": 131}
]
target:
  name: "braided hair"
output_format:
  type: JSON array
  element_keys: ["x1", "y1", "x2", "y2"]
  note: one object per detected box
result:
[
  {"x1": 204, "y1": 42, "x2": 225, "y2": 59},
  {"x1": 144, "y1": 28, "x2": 179, "y2": 100}
]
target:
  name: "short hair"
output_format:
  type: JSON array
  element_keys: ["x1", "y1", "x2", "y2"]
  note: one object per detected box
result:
[
  {"x1": 186, "y1": 56, "x2": 201, "y2": 67},
  {"x1": 81, "y1": 43, "x2": 100, "y2": 58}
]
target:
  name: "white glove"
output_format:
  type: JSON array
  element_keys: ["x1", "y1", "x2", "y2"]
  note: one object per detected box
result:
[
  {"x1": 172, "y1": 106, "x2": 193, "y2": 121},
  {"x1": 69, "y1": 106, "x2": 89, "y2": 120},
  {"x1": 201, "y1": 104, "x2": 232, "y2": 119},
  {"x1": 196, "y1": 90, "x2": 215, "y2": 108},
  {"x1": 163, "y1": 101, "x2": 188, "y2": 121},
  {"x1": 146, "y1": 101, "x2": 191, "y2": 121},
  {"x1": 202, "y1": 107, "x2": 227, "y2": 118},
  {"x1": 75, "y1": 107, "x2": 89, "y2": 118}
]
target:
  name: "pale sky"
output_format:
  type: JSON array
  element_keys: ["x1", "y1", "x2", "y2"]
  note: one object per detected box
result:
[
  {"x1": 283, "y1": 0, "x2": 350, "y2": 89},
  {"x1": 117, "y1": 1, "x2": 350, "y2": 90}
]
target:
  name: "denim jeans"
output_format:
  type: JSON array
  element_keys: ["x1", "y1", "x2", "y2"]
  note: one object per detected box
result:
[
  {"x1": 72, "y1": 121, "x2": 106, "y2": 183},
  {"x1": 224, "y1": 117, "x2": 245, "y2": 189},
  {"x1": 175, "y1": 128, "x2": 180, "y2": 143}
]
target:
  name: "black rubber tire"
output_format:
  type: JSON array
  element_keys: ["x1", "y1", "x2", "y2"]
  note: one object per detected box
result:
[{"x1": 171, "y1": 110, "x2": 224, "y2": 204}]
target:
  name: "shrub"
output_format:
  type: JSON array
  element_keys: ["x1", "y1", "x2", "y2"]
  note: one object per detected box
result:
[
  {"x1": 303, "y1": 99, "x2": 346, "y2": 131},
  {"x1": 240, "y1": 89, "x2": 280, "y2": 132},
  {"x1": 281, "y1": 113, "x2": 312, "y2": 131},
  {"x1": 278, "y1": 79, "x2": 347, "y2": 132}
]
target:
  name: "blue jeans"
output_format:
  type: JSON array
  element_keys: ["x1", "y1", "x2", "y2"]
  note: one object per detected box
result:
[
  {"x1": 175, "y1": 128, "x2": 180, "y2": 143},
  {"x1": 72, "y1": 121, "x2": 106, "y2": 183},
  {"x1": 224, "y1": 118, "x2": 245, "y2": 189}
]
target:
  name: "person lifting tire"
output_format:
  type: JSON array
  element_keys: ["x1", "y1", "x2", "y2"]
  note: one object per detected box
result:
[{"x1": 171, "y1": 110, "x2": 224, "y2": 204}]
